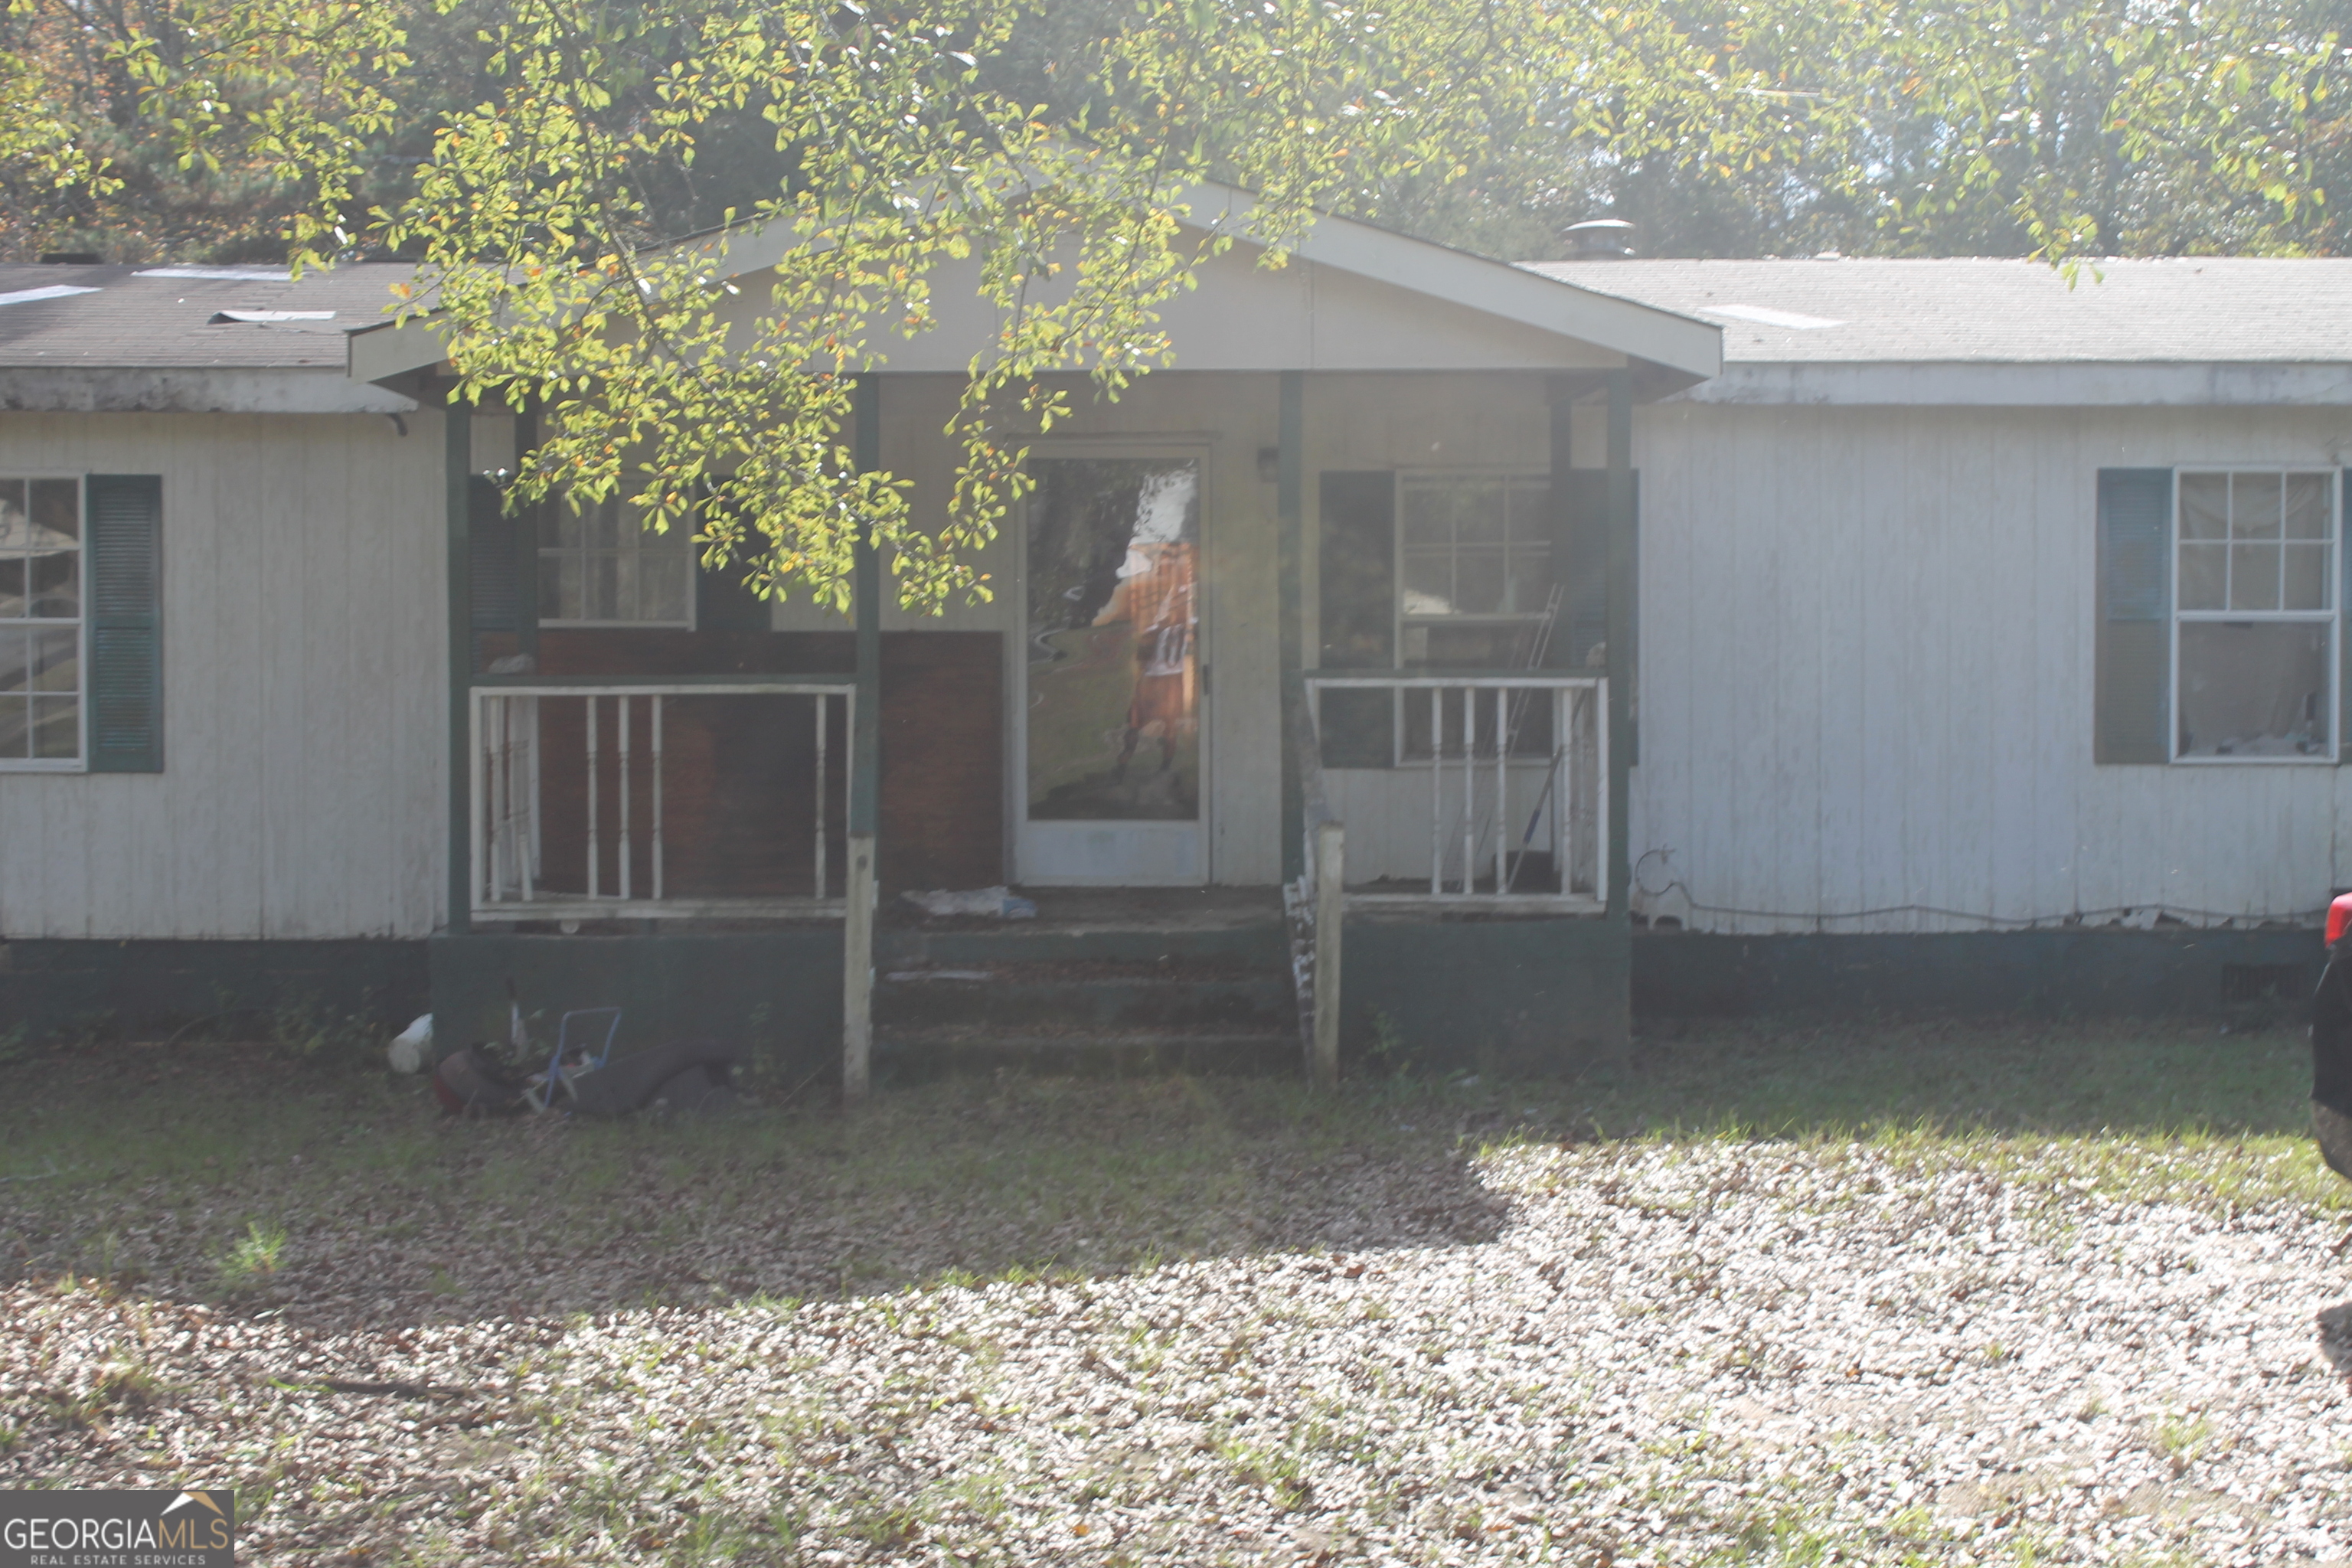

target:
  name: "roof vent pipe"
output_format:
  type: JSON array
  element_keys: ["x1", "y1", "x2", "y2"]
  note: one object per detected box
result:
[{"x1": 1559, "y1": 219, "x2": 1635, "y2": 260}]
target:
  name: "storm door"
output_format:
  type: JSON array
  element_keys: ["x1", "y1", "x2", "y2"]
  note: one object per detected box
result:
[{"x1": 1014, "y1": 454, "x2": 1207, "y2": 884}]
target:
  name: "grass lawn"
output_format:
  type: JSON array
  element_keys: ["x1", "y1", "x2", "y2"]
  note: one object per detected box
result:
[{"x1": 2, "y1": 1016, "x2": 2348, "y2": 1564}]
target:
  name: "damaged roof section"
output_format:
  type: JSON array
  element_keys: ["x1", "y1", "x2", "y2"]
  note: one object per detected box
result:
[{"x1": 0, "y1": 263, "x2": 420, "y2": 413}]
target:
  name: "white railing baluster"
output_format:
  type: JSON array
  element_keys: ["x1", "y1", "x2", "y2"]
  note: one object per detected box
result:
[
  {"x1": 1557, "y1": 688, "x2": 1573, "y2": 895},
  {"x1": 586, "y1": 696, "x2": 600, "y2": 899},
  {"x1": 1428, "y1": 687, "x2": 1442, "y2": 897},
  {"x1": 471, "y1": 694, "x2": 489, "y2": 904},
  {"x1": 521, "y1": 696, "x2": 537, "y2": 903},
  {"x1": 1494, "y1": 686, "x2": 1508, "y2": 895},
  {"x1": 499, "y1": 697, "x2": 514, "y2": 897},
  {"x1": 1458, "y1": 684, "x2": 1473, "y2": 897},
  {"x1": 651, "y1": 695, "x2": 665, "y2": 902},
  {"x1": 1594, "y1": 681, "x2": 1610, "y2": 910},
  {"x1": 619, "y1": 694, "x2": 633, "y2": 901},
  {"x1": 814, "y1": 694, "x2": 828, "y2": 899}
]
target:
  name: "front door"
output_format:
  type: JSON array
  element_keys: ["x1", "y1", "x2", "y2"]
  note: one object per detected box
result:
[{"x1": 1014, "y1": 452, "x2": 1207, "y2": 884}]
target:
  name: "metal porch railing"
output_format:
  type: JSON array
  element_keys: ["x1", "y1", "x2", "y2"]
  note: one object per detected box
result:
[
  {"x1": 469, "y1": 677, "x2": 856, "y2": 922},
  {"x1": 1305, "y1": 672, "x2": 1607, "y2": 909},
  {"x1": 1287, "y1": 670, "x2": 1609, "y2": 1092}
]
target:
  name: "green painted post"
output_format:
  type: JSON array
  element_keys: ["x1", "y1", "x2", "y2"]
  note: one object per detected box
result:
[
  {"x1": 1277, "y1": 371, "x2": 1305, "y2": 885},
  {"x1": 844, "y1": 376, "x2": 883, "y2": 1101},
  {"x1": 1605, "y1": 368, "x2": 1634, "y2": 923},
  {"x1": 1544, "y1": 375, "x2": 1575, "y2": 671},
  {"x1": 513, "y1": 404, "x2": 540, "y2": 665},
  {"x1": 446, "y1": 398, "x2": 474, "y2": 936},
  {"x1": 851, "y1": 377, "x2": 882, "y2": 837}
]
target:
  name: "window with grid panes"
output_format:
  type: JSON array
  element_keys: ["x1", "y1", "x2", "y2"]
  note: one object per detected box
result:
[
  {"x1": 0, "y1": 478, "x2": 82, "y2": 765},
  {"x1": 1397, "y1": 474, "x2": 1553, "y2": 669},
  {"x1": 2174, "y1": 469, "x2": 2337, "y2": 758},
  {"x1": 539, "y1": 495, "x2": 694, "y2": 625}
]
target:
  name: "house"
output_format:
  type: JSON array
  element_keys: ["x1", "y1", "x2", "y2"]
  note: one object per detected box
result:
[
  {"x1": 0, "y1": 222, "x2": 2336, "y2": 1071},
  {"x1": 1529, "y1": 255, "x2": 2352, "y2": 1014}
]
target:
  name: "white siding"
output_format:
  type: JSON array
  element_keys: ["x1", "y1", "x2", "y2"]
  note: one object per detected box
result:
[
  {"x1": 0, "y1": 410, "x2": 447, "y2": 938},
  {"x1": 1628, "y1": 403, "x2": 2352, "y2": 932}
]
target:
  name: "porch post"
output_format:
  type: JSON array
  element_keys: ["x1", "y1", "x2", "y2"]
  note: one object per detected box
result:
[
  {"x1": 1277, "y1": 370, "x2": 1305, "y2": 884},
  {"x1": 512, "y1": 404, "x2": 540, "y2": 666},
  {"x1": 445, "y1": 395, "x2": 474, "y2": 936},
  {"x1": 1544, "y1": 375, "x2": 1575, "y2": 671},
  {"x1": 1604, "y1": 366, "x2": 1634, "y2": 921},
  {"x1": 843, "y1": 374, "x2": 883, "y2": 1101}
]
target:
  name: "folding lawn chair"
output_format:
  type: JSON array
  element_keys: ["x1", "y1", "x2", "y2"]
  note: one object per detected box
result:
[{"x1": 522, "y1": 1006, "x2": 622, "y2": 1113}]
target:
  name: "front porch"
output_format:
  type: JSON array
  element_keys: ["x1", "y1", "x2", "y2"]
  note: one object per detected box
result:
[
  {"x1": 430, "y1": 361, "x2": 1652, "y2": 1089},
  {"x1": 430, "y1": 882, "x2": 1631, "y2": 1085}
]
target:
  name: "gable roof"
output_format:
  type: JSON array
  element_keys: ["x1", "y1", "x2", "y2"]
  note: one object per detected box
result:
[
  {"x1": 1523, "y1": 256, "x2": 2352, "y2": 406},
  {"x1": 0, "y1": 261, "x2": 420, "y2": 413},
  {"x1": 346, "y1": 182, "x2": 1723, "y2": 388}
]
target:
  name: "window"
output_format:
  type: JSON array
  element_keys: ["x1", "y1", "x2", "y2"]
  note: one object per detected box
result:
[
  {"x1": 2174, "y1": 469, "x2": 2335, "y2": 760},
  {"x1": 0, "y1": 478, "x2": 82, "y2": 766},
  {"x1": 1398, "y1": 474, "x2": 1554, "y2": 668},
  {"x1": 539, "y1": 496, "x2": 693, "y2": 626}
]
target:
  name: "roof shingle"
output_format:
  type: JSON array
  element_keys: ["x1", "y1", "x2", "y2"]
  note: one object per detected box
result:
[
  {"x1": 0, "y1": 263, "x2": 417, "y2": 370},
  {"x1": 1521, "y1": 256, "x2": 2352, "y2": 364}
]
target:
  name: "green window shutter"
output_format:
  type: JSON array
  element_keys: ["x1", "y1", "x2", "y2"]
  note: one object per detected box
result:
[
  {"x1": 696, "y1": 560, "x2": 772, "y2": 632},
  {"x1": 2095, "y1": 467, "x2": 2172, "y2": 764},
  {"x1": 1559, "y1": 469, "x2": 1638, "y2": 765},
  {"x1": 2341, "y1": 469, "x2": 2351, "y2": 763},
  {"x1": 1316, "y1": 471, "x2": 1396, "y2": 767},
  {"x1": 86, "y1": 474, "x2": 163, "y2": 773},
  {"x1": 468, "y1": 475, "x2": 516, "y2": 632}
]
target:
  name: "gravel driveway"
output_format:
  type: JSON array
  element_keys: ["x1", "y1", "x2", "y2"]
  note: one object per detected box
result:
[{"x1": 8, "y1": 1117, "x2": 2352, "y2": 1564}]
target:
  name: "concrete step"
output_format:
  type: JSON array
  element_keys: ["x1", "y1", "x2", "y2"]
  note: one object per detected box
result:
[{"x1": 876, "y1": 959, "x2": 1293, "y2": 1031}]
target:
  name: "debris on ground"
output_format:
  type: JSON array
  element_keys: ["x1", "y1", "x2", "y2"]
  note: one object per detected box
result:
[{"x1": 900, "y1": 886, "x2": 1039, "y2": 920}]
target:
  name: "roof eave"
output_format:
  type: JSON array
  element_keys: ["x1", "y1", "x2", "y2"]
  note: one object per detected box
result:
[{"x1": 348, "y1": 179, "x2": 1722, "y2": 388}]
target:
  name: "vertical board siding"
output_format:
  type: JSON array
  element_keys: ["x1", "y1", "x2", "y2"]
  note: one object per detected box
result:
[
  {"x1": 0, "y1": 412, "x2": 445, "y2": 939},
  {"x1": 1628, "y1": 403, "x2": 2352, "y2": 932}
]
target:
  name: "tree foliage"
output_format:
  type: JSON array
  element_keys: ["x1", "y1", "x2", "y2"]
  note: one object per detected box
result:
[{"x1": 2, "y1": 0, "x2": 2344, "y2": 609}]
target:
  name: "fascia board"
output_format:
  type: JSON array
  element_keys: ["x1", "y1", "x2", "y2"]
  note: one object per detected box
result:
[
  {"x1": 1683, "y1": 361, "x2": 2352, "y2": 406},
  {"x1": 348, "y1": 312, "x2": 450, "y2": 382},
  {"x1": 1173, "y1": 184, "x2": 1721, "y2": 381},
  {"x1": 0, "y1": 365, "x2": 420, "y2": 413},
  {"x1": 345, "y1": 175, "x2": 1725, "y2": 386}
]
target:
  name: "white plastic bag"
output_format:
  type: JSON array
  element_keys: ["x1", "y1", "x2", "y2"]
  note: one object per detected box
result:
[{"x1": 387, "y1": 1014, "x2": 433, "y2": 1074}]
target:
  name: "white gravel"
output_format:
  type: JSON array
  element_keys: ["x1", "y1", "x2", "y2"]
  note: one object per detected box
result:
[{"x1": 8, "y1": 1135, "x2": 2352, "y2": 1564}]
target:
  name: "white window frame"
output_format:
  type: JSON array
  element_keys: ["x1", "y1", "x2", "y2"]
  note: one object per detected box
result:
[
  {"x1": 1393, "y1": 468, "x2": 1555, "y2": 664},
  {"x1": 2170, "y1": 466, "x2": 2339, "y2": 765},
  {"x1": 0, "y1": 475, "x2": 87, "y2": 773},
  {"x1": 537, "y1": 495, "x2": 698, "y2": 629}
]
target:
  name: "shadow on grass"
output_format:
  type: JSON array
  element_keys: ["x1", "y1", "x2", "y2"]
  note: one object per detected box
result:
[
  {"x1": 0, "y1": 1042, "x2": 1514, "y2": 1330},
  {"x1": 0, "y1": 1014, "x2": 2315, "y2": 1331}
]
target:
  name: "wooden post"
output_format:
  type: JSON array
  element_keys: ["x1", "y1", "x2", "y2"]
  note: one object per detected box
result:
[
  {"x1": 1312, "y1": 819, "x2": 1344, "y2": 1090},
  {"x1": 1604, "y1": 366, "x2": 1634, "y2": 921},
  {"x1": 445, "y1": 398, "x2": 474, "y2": 936},
  {"x1": 844, "y1": 375, "x2": 883, "y2": 1101},
  {"x1": 842, "y1": 831, "x2": 876, "y2": 1102},
  {"x1": 1277, "y1": 370, "x2": 1305, "y2": 884}
]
